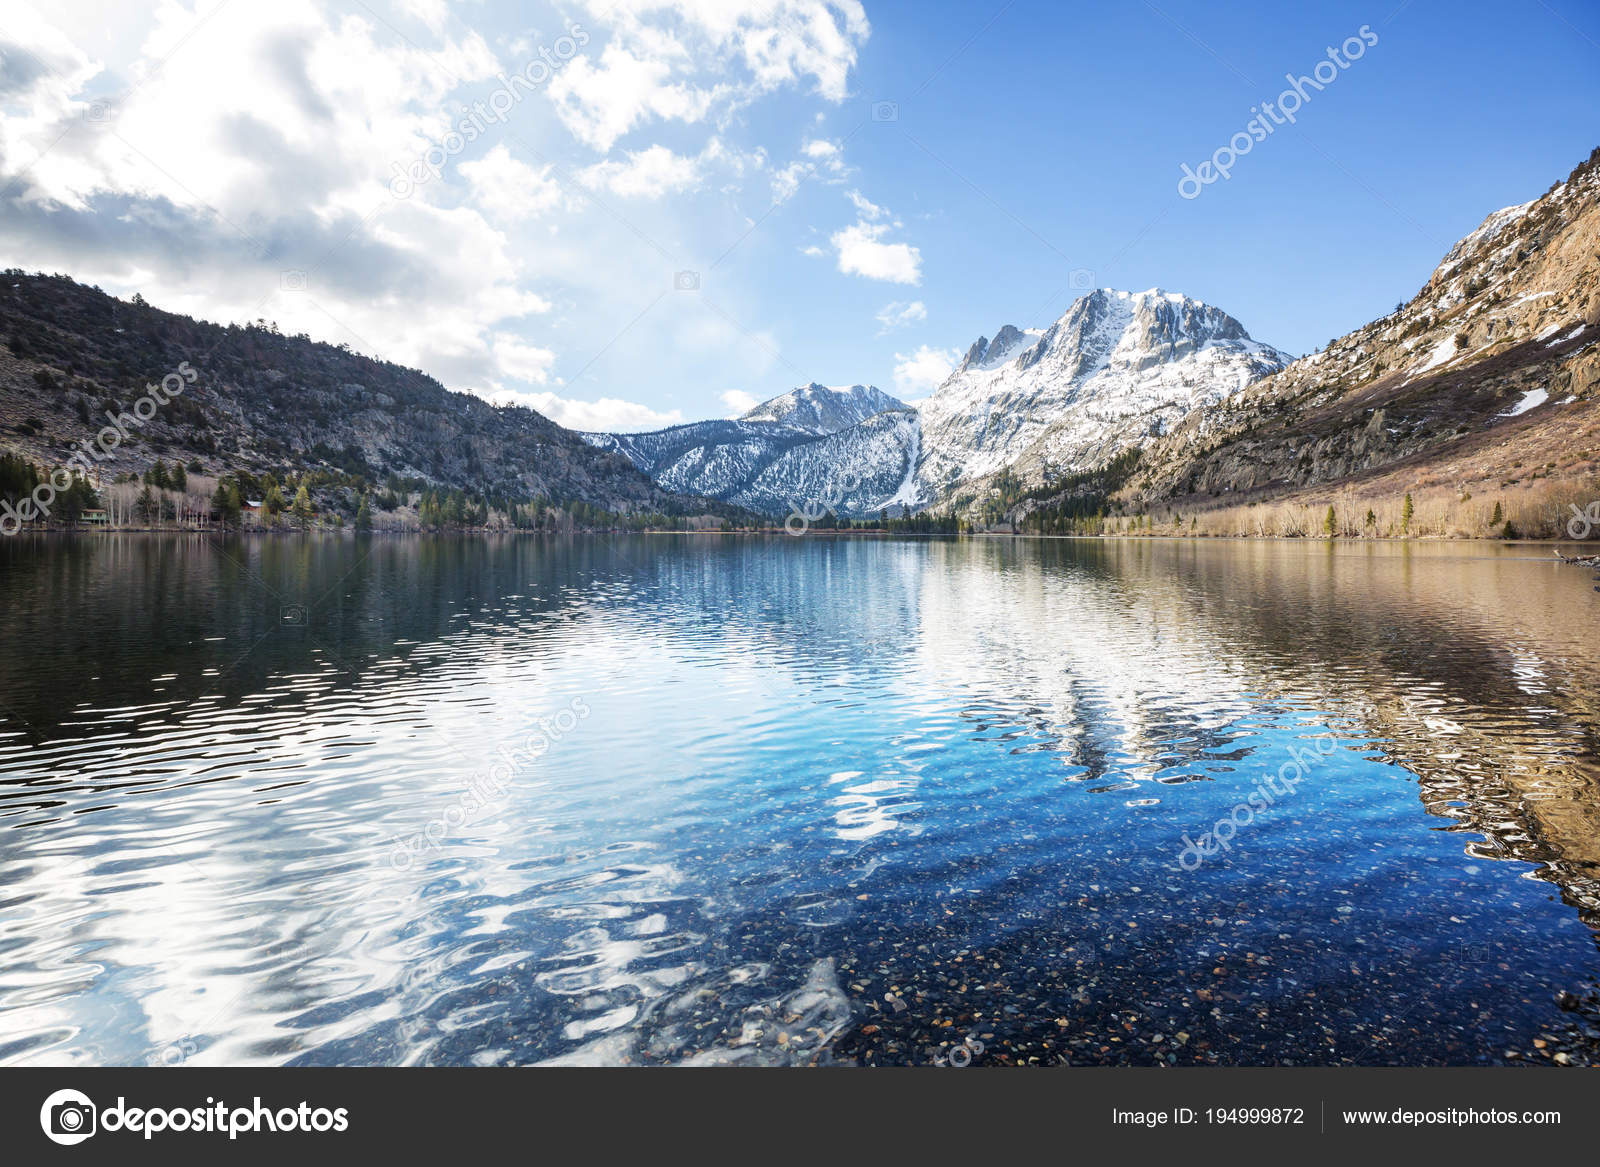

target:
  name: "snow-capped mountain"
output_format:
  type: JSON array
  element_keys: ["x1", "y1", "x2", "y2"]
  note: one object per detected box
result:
[
  {"x1": 914, "y1": 288, "x2": 1289, "y2": 504},
  {"x1": 583, "y1": 289, "x2": 1286, "y2": 517},
  {"x1": 738, "y1": 408, "x2": 921, "y2": 518},
  {"x1": 580, "y1": 383, "x2": 912, "y2": 515},
  {"x1": 738, "y1": 382, "x2": 905, "y2": 433}
]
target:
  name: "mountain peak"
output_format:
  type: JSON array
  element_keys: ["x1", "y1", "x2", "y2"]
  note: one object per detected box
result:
[
  {"x1": 958, "y1": 324, "x2": 1036, "y2": 373},
  {"x1": 738, "y1": 382, "x2": 907, "y2": 434}
]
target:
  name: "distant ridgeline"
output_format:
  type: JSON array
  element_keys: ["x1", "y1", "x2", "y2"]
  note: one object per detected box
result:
[
  {"x1": 5, "y1": 146, "x2": 1597, "y2": 540},
  {"x1": 0, "y1": 272, "x2": 754, "y2": 532}
]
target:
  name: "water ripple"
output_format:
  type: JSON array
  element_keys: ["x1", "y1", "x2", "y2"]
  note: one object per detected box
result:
[{"x1": 0, "y1": 535, "x2": 1597, "y2": 1065}]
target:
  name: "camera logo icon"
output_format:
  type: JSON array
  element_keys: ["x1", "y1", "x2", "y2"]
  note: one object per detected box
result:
[
  {"x1": 40, "y1": 1089, "x2": 97, "y2": 1146},
  {"x1": 673, "y1": 270, "x2": 700, "y2": 292},
  {"x1": 280, "y1": 604, "x2": 307, "y2": 626},
  {"x1": 150, "y1": 1036, "x2": 198, "y2": 1066},
  {"x1": 871, "y1": 100, "x2": 898, "y2": 122},
  {"x1": 280, "y1": 270, "x2": 308, "y2": 291}
]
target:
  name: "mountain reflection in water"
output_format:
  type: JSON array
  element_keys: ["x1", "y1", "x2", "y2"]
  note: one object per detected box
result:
[{"x1": 0, "y1": 534, "x2": 1596, "y2": 1066}]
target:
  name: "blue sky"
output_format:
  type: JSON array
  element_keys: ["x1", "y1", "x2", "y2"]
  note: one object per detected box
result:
[{"x1": 1, "y1": 0, "x2": 1596, "y2": 429}]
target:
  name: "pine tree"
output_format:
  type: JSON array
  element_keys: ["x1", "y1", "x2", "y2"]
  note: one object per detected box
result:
[
  {"x1": 1324, "y1": 505, "x2": 1337, "y2": 537},
  {"x1": 0, "y1": 452, "x2": 41, "y2": 504},
  {"x1": 211, "y1": 481, "x2": 241, "y2": 527},
  {"x1": 57, "y1": 475, "x2": 97, "y2": 524},
  {"x1": 1490, "y1": 500, "x2": 1503, "y2": 528},
  {"x1": 291, "y1": 484, "x2": 313, "y2": 528},
  {"x1": 355, "y1": 494, "x2": 372, "y2": 532},
  {"x1": 1401, "y1": 493, "x2": 1414, "y2": 534}
]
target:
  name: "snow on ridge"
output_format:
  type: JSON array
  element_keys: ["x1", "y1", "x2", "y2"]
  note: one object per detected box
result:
[
  {"x1": 1432, "y1": 198, "x2": 1536, "y2": 282},
  {"x1": 738, "y1": 382, "x2": 906, "y2": 433}
]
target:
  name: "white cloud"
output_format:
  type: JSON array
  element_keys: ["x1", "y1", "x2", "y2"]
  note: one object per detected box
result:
[
  {"x1": 458, "y1": 145, "x2": 563, "y2": 220},
  {"x1": 719, "y1": 388, "x2": 759, "y2": 415},
  {"x1": 551, "y1": 1, "x2": 870, "y2": 152},
  {"x1": 893, "y1": 345, "x2": 958, "y2": 397},
  {"x1": 0, "y1": 0, "x2": 552, "y2": 395},
  {"x1": 875, "y1": 299, "x2": 926, "y2": 334},
  {"x1": 800, "y1": 244, "x2": 826, "y2": 257},
  {"x1": 0, "y1": 0, "x2": 877, "y2": 423},
  {"x1": 398, "y1": 0, "x2": 450, "y2": 34},
  {"x1": 845, "y1": 188, "x2": 884, "y2": 220},
  {"x1": 548, "y1": 44, "x2": 717, "y2": 153},
  {"x1": 0, "y1": 7, "x2": 100, "y2": 115},
  {"x1": 492, "y1": 334, "x2": 557, "y2": 383},
  {"x1": 770, "y1": 135, "x2": 849, "y2": 200},
  {"x1": 579, "y1": 143, "x2": 701, "y2": 198},
  {"x1": 832, "y1": 220, "x2": 922, "y2": 284},
  {"x1": 504, "y1": 391, "x2": 685, "y2": 432},
  {"x1": 770, "y1": 160, "x2": 809, "y2": 201}
]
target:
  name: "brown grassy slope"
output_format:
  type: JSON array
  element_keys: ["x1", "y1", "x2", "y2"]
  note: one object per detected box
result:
[{"x1": 1116, "y1": 146, "x2": 1600, "y2": 537}]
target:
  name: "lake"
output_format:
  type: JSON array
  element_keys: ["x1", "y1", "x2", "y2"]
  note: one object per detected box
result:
[{"x1": 1, "y1": 533, "x2": 1598, "y2": 1066}]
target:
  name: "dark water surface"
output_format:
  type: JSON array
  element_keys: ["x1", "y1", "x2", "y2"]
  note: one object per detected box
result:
[{"x1": 2, "y1": 534, "x2": 1598, "y2": 1066}]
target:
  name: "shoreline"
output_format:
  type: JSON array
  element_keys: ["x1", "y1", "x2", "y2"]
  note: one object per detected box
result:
[{"x1": 3, "y1": 525, "x2": 1599, "y2": 551}]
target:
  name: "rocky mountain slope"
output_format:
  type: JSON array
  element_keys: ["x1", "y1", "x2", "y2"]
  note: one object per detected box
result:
[
  {"x1": 1092, "y1": 147, "x2": 1600, "y2": 535},
  {"x1": 0, "y1": 273, "x2": 732, "y2": 520}
]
